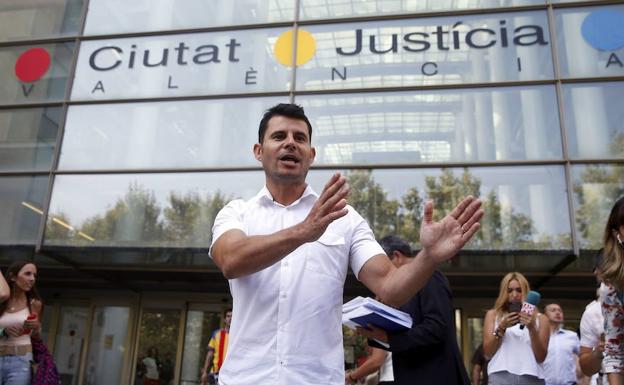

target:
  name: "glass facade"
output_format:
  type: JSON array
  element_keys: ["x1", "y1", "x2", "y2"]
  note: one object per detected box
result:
[{"x1": 1, "y1": 0, "x2": 623, "y2": 383}]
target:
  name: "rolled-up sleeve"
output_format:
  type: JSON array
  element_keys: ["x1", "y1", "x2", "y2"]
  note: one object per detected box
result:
[
  {"x1": 210, "y1": 200, "x2": 247, "y2": 258},
  {"x1": 348, "y1": 208, "x2": 384, "y2": 279}
]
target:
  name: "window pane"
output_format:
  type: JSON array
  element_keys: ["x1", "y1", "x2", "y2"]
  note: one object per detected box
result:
[
  {"x1": 297, "y1": 85, "x2": 561, "y2": 164},
  {"x1": 71, "y1": 29, "x2": 291, "y2": 101},
  {"x1": 84, "y1": 0, "x2": 295, "y2": 35},
  {"x1": 59, "y1": 97, "x2": 285, "y2": 170},
  {"x1": 0, "y1": 0, "x2": 84, "y2": 42},
  {"x1": 301, "y1": 0, "x2": 544, "y2": 20},
  {"x1": 83, "y1": 306, "x2": 131, "y2": 385},
  {"x1": 0, "y1": 107, "x2": 61, "y2": 171},
  {"x1": 44, "y1": 172, "x2": 266, "y2": 249},
  {"x1": 0, "y1": 43, "x2": 74, "y2": 104},
  {"x1": 305, "y1": 166, "x2": 572, "y2": 252},
  {"x1": 555, "y1": 5, "x2": 624, "y2": 79},
  {"x1": 297, "y1": 11, "x2": 554, "y2": 90},
  {"x1": 563, "y1": 81, "x2": 624, "y2": 159},
  {"x1": 571, "y1": 164, "x2": 624, "y2": 249},
  {"x1": 0, "y1": 175, "x2": 48, "y2": 245},
  {"x1": 45, "y1": 166, "x2": 571, "y2": 254}
]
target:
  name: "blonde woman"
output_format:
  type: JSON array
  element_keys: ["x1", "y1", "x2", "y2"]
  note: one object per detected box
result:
[
  {"x1": 483, "y1": 272, "x2": 550, "y2": 385},
  {"x1": 600, "y1": 196, "x2": 624, "y2": 385}
]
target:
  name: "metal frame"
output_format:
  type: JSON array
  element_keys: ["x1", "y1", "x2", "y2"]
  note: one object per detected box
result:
[{"x1": 0, "y1": 0, "x2": 621, "y2": 278}]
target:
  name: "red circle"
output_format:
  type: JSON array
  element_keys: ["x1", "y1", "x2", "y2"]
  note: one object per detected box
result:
[{"x1": 15, "y1": 48, "x2": 51, "y2": 83}]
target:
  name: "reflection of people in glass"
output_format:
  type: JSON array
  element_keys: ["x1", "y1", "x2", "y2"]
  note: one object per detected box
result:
[
  {"x1": 141, "y1": 346, "x2": 161, "y2": 385},
  {"x1": 200, "y1": 309, "x2": 231, "y2": 385},
  {"x1": 159, "y1": 351, "x2": 173, "y2": 385},
  {"x1": 210, "y1": 103, "x2": 483, "y2": 384},
  {"x1": 483, "y1": 272, "x2": 550, "y2": 385},
  {"x1": 0, "y1": 261, "x2": 42, "y2": 385}
]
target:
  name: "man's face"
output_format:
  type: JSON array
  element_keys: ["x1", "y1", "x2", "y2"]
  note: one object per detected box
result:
[
  {"x1": 545, "y1": 304, "x2": 564, "y2": 324},
  {"x1": 224, "y1": 311, "x2": 232, "y2": 327},
  {"x1": 254, "y1": 115, "x2": 315, "y2": 185}
]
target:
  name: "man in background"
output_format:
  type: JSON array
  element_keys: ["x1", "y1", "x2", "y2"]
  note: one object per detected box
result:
[
  {"x1": 543, "y1": 303, "x2": 581, "y2": 385},
  {"x1": 471, "y1": 343, "x2": 489, "y2": 385},
  {"x1": 356, "y1": 235, "x2": 470, "y2": 385},
  {"x1": 579, "y1": 250, "x2": 610, "y2": 385},
  {"x1": 200, "y1": 309, "x2": 232, "y2": 385}
]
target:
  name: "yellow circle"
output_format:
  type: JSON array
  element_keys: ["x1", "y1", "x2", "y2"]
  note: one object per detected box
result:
[{"x1": 274, "y1": 29, "x2": 316, "y2": 67}]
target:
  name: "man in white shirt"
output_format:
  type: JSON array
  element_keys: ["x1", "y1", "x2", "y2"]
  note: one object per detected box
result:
[
  {"x1": 579, "y1": 250, "x2": 610, "y2": 385},
  {"x1": 209, "y1": 103, "x2": 484, "y2": 385},
  {"x1": 543, "y1": 303, "x2": 581, "y2": 385}
]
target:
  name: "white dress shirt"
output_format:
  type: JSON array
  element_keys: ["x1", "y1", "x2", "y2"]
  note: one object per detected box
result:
[
  {"x1": 580, "y1": 300, "x2": 603, "y2": 350},
  {"x1": 580, "y1": 297, "x2": 610, "y2": 385},
  {"x1": 210, "y1": 185, "x2": 383, "y2": 385},
  {"x1": 543, "y1": 327, "x2": 580, "y2": 385}
]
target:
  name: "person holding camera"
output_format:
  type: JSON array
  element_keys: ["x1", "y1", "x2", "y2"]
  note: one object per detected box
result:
[{"x1": 483, "y1": 272, "x2": 550, "y2": 385}]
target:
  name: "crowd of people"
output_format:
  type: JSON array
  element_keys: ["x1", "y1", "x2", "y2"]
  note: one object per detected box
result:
[{"x1": 348, "y1": 196, "x2": 623, "y2": 385}]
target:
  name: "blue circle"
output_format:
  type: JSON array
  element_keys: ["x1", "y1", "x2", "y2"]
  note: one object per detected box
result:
[{"x1": 581, "y1": 10, "x2": 624, "y2": 51}]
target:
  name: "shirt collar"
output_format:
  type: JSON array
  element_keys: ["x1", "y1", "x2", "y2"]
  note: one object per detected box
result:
[{"x1": 256, "y1": 184, "x2": 318, "y2": 207}]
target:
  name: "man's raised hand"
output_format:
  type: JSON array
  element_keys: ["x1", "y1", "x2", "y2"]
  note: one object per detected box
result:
[
  {"x1": 298, "y1": 173, "x2": 350, "y2": 243},
  {"x1": 419, "y1": 196, "x2": 483, "y2": 265}
]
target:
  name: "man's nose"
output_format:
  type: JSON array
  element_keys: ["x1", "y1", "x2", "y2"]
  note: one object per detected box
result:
[{"x1": 284, "y1": 134, "x2": 296, "y2": 147}]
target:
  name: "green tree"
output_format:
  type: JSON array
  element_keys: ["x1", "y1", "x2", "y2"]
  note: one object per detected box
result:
[
  {"x1": 396, "y1": 187, "x2": 424, "y2": 243},
  {"x1": 574, "y1": 163, "x2": 624, "y2": 249},
  {"x1": 79, "y1": 182, "x2": 164, "y2": 245},
  {"x1": 346, "y1": 170, "x2": 400, "y2": 238},
  {"x1": 424, "y1": 168, "x2": 481, "y2": 221},
  {"x1": 44, "y1": 211, "x2": 74, "y2": 241},
  {"x1": 162, "y1": 191, "x2": 229, "y2": 246},
  {"x1": 346, "y1": 168, "x2": 538, "y2": 250}
]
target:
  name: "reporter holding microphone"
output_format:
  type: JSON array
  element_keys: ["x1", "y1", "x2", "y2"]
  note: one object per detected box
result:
[{"x1": 483, "y1": 272, "x2": 550, "y2": 385}]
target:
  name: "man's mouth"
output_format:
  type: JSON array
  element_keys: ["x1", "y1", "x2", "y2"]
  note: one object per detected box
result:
[{"x1": 279, "y1": 154, "x2": 300, "y2": 164}]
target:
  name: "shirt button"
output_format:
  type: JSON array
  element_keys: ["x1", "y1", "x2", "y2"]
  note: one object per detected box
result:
[
  {"x1": 283, "y1": 261, "x2": 289, "y2": 267},
  {"x1": 281, "y1": 292, "x2": 287, "y2": 298}
]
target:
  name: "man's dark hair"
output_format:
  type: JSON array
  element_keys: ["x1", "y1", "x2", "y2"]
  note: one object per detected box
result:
[
  {"x1": 258, "y1": 103, "x2": 313, "y2": 143},
  {"x1": 379, "y1": 235, "x2": 413, "y2": 259}
]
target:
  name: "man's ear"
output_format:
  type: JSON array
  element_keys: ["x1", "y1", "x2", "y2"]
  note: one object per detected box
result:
[
  {"x1": 253, "y1": 143, "x2": 262, "y2": 162},
  {"x1": 309, "y1": 147, "x2": 316, "y2": 166}
]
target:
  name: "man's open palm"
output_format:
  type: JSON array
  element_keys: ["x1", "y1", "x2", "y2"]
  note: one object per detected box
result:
[{"x1": 420, "y1": 196, "x2": 483, "y2": 264}]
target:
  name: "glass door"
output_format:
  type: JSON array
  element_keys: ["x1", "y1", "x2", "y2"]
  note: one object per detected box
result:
[
  {"x1": 83, "y1": 306, "x2": 132, "y2": 385},
  {"x1": 134, "y1": 304, "x2": 182, "y2": 385},
  {"x1": 179, "y1": 305, "x2": 223, "y2": 385},
  {"x1": 53, "y1": 306, "x2": 89, "y2": 385}
]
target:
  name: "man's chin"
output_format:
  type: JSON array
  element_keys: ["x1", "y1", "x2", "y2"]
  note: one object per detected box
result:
[{"x1": 268, "y1": 170, "x2": 308, "y2": 183}]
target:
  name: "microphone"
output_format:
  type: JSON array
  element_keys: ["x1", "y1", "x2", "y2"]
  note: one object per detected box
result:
[{"x1": 519, "y1": 290, "x2": 541, "y2": 330}]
